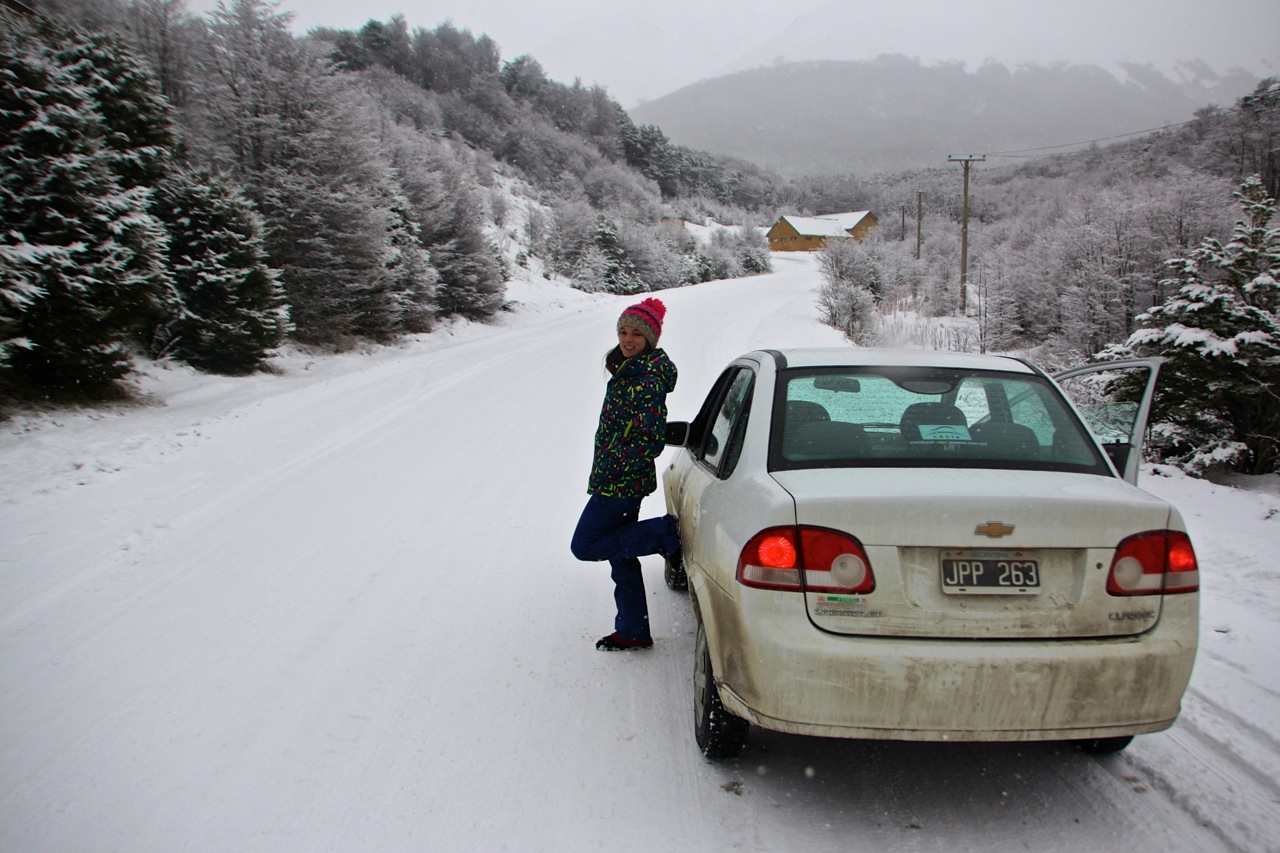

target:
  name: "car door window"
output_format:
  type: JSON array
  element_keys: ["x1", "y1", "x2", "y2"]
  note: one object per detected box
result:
[
  {"x1": 1054, "y1": 359, "x2": 1162, "y2": 484},
  {"x1": 701, "y1": 368, "x2": 753, "y2": 478},
  {"x1": 1056, "y1": 372, "x2": 1141, "y2": 443}
]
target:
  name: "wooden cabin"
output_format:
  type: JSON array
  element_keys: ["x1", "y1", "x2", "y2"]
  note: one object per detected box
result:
[{"x1": 766, "y1": 211, "x2": 878, "y2": 251}]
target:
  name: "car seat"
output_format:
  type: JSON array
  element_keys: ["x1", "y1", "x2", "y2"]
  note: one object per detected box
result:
[{"x1": 898, "y1": 402, "x2": 967, "y2": 441}]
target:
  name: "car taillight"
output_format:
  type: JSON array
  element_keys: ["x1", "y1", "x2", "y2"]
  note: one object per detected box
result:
[
  {"x1": 1106, "y1": 530, "x2": 1199, "y2": 595},
  {"x1": 738, "y1": 526, "x2": 875, "y2": 593}
]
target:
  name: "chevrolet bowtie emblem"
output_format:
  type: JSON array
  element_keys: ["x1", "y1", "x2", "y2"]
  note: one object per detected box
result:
[{"x1": 975, "y1": 521, "x2": 1015, "y2": 538}]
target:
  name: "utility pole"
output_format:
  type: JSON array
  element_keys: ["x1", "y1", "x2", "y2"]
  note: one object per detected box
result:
[
  {"x1": 915, "y1": 190, "x2": 923, "y2": 260},
  {"x1": 948, "y1": 155, "x2": 985, "y2": 314}
]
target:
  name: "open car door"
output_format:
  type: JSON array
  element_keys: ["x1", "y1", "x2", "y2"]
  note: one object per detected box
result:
[{"x1": 1054, "y1": 358, "x2": 1162, "y2": 485}]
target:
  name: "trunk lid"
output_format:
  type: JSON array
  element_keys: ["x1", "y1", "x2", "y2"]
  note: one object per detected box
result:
[{"x1": 771, "y1": 468, "x2": 1173, "y2": 639}]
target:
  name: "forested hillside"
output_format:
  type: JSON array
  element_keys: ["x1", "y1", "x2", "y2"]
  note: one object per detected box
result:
[{"x1": 3, "y1": 0, "x2": 775, "y2": 403}]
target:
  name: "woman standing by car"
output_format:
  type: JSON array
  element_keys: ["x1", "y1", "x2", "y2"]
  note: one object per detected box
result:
[{"x1": 571, "y1": 297, "x2": 680, "y2": 651}]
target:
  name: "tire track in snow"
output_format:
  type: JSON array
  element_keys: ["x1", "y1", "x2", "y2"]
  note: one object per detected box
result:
[{"x1": 1113, "y1": 696, "x2": 1280, "y2": 853}]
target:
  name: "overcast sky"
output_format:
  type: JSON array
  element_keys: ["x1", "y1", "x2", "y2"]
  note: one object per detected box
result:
[{"x1": 189, "y1": 0, "x2": 1280, "y2": 108}]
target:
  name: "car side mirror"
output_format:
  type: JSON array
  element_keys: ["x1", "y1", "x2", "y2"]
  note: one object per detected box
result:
[{"x1": 665, "y1": 421, "x2": 690, "y2": 447}]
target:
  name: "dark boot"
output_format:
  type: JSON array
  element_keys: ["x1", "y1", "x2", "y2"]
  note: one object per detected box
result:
[{"x1": 596, "y1": 632, "x2": 654, "y2": 651}]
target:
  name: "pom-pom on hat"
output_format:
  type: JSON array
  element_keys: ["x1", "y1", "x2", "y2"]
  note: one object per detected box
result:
[{"x1": 617, "y1": 297, "x2": 667, "y2": 349}]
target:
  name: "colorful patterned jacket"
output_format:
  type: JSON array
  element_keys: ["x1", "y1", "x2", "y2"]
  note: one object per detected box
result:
[{"x1": 589, "y1": 348, "x2": 678, "y2": 498}]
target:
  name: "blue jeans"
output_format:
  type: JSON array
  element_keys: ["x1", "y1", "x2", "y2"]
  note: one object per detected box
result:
[{"x1": 571, "y1": 495, "x2": 678, "y2": 642}]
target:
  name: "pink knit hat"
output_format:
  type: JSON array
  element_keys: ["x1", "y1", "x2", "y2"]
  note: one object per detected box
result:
[{"x1": 617, "y1": 298, "x2": 666, "y2": 349}]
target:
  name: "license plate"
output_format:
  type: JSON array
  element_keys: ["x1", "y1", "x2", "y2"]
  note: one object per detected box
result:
[{"x1": 940, "y1": 550, "x2": 1040, "y2": 595}]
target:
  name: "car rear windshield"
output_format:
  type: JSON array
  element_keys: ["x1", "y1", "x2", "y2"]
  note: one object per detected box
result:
[{"x1": 770, "y1": 366, "x2": 1112, "y2": 475}]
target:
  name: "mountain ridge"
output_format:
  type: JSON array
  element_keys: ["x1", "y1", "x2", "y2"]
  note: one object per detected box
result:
[{"x1": 628, "y1": 55, "x2": 1266, "y2": 177}]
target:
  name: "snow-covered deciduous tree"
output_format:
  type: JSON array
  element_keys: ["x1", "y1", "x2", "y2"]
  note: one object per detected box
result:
[
  {"x1": 1105, "y1": 177, "x2": 1280, "y2": 475},
  {"x1": 816, "y1": 239, "x2": 884, "y2": 344},
  {"x1": 150, "y1": 168, "x2": 289, "y2": 374},
  {"x1": 545, "y1": 200, "x2": 596, "y2": 276},
  {"x1": 499, "y1": 54, "x2": 547, "y2": 101},
  {"x1": 341, "y1": 16, "x2": 413, "y2": 78},
  {"x1": 198, "y1": 0, "x2": 304, "y2": 177},
  {"x1": 691, "y1": 225, "x2": 772, "y2": 283},
  {"x1": 122, "y1": 0, "x2": 201, "y2": 111},
  {"x1": 1195, "y1": 78, "x2": 1280, "y2": 202},
  {"x1": 690, "y1": 236, "x2": 743, "y2": 284},
  {"x1": 736, "y1": 225, "x2": 771, "y2": 274},
  {"x1": 199, "y1": 3, "x2": 442, "y2": 343},
  {"x1": 496, "y1": 117, "x2": 598, "y2": 191},
  {"x1": 581, "y1": 162, "x2": 660, "y2": 220},
  {"x1": 817, "y1": 279, "x2": 879, "y2": 346},
  {"x1": 409, "y1": 22, "x2": 500, "y2": 95},
  {"x1": 385, "y1": 126, "x2": 504, "y2": 321},
  {"x1": 817, "y1": 237, "x2": 875, "y2": 297}
]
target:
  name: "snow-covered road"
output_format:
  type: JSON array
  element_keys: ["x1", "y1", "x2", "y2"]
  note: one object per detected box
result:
[{"x1": 3, "y1": 255, "x2": 1278, "y2": 852}]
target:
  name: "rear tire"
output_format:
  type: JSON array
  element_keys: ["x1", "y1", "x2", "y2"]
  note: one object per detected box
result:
[
  {"x1": 664, "y1": 554, "x2": 688, "y2": 591},
  {"x1": 693, "y1": 620, "x2": 748, "y2": 759},
  {"x1": 1078, "y1": 735, "x2": 1134, "y2": 754}
]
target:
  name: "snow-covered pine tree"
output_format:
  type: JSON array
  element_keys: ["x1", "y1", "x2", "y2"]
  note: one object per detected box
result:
[
  {"x1": 1109, "y1": 177, "x2": 1280, "y2": 475},
  {"x1": 150, "y1": 168, "x2": 289, "y2": 374},
  {"x1": 36, "y1": 15, "x2": 176, "y2": 189},
  {"x1": 620, "y1": 121, "x2": 680, "y2": 199},
  {"x1": 259, "y1": 162, "x2": 403, "y2": 343},
  {"x1": 383, "y1": 182, "x2": 438, "y2": 334},
  {"x1": 589, "y1": 214, "x2": 642, "y2": 294},
  {"x1": 429, "y1": 232, "x2": 506, "y2": 318},
  {"x1": 1, "y1": 17, "x2": 169, "y2": 398},
  {"x1": 36, "y1": 16, "x2": 178, "y2": 355},
  {"x1": 569, "y1": 246, "x2": 610, "y2": 293},
  {"x1": 418, "y1": 169, "x2": 504, "y2": 319}
]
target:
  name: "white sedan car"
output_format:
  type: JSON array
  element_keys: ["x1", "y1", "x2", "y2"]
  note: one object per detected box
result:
[{"x1": 662, "y1": 348, "x2": 1198, "y2": 759}]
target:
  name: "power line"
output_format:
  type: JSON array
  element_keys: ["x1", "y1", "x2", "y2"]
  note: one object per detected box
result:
[
  {"x1": 983, "y1": 118, "x2": 1197, "y2": 158},
  {"x1": 0, "y1": 0, "x2": 38, "y2": 16}
]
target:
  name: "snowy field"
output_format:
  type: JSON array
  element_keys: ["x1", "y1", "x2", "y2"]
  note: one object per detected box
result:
[{"x1": 2, "y1": 254, "x2": 1278, "y2": 852}]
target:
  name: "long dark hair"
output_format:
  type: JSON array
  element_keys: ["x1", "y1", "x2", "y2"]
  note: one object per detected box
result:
[{"x1": 605, "y1": 341, "x2": 652, "y2": 375}]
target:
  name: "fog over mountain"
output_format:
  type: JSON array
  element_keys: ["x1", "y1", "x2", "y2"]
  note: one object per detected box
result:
[
  {"x1": 182, "y1": 0, "x2": 1278, "y2": 110},
  {"x1": 721, "y1": 0, "x2": 1276, "y2": 87},
  {"x1": 628, "y1": 55, "x2": 1268, "y2": 177},
  {"x1": 622, "y1": 0, "x2": 1277, "y2": 176}
]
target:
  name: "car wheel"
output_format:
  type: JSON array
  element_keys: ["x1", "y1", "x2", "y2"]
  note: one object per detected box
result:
[
  {"x1": 1078, "y1": 735, "x2": 1134, "y2": 754},
  {"x1": 664, "y1": 554, "x2": 688, "y2": 591},
  {"x1": 693, "y1": 619, "x2": 748, "y2": 759}
]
